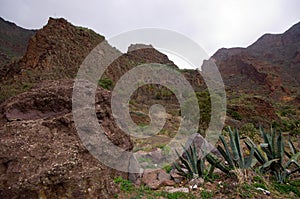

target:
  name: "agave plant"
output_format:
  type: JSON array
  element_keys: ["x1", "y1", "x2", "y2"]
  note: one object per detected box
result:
[
  {"x1": 217, "y1": 127, "x2": 255, "y2": 170},
  {"x1": 173, "y1": 143, "x2": 208, "y2": 179},
  {"x1": 245, "y1": 127, "x2": 300, "y2": 183},
  {"x1": 205, "y1": 152, "x2": 230, "y2": 174}
]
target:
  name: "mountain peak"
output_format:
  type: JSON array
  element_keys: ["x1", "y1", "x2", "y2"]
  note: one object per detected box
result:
[
  {"x1": 4, "y1": 17, "x2": 105, "y2": 80},
  {"x1": 127, "y1": 43, "x2": 154, "y2": 52},
  {"x1": 46, "y1": 17, "x2": 70, "y2": 27}
]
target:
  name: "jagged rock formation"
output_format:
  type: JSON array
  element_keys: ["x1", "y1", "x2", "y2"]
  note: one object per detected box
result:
[
  {"x1": 0, "y1": 18, "x2": 105, "y2": 103},
  {"x1": 1, "y1": 17, "x2": 104, "y2": 81}
]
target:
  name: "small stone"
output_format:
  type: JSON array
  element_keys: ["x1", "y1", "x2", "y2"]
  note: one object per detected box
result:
[
  {"x1": 142, "y1": 169, "x2": 174, "y2": 189},
  {"x1": 162, "y1": 179, "x2": 175, "y2": 186},
  {"x1": 165, "y1": 187, "x2": 189, "y2": 193},
  {"x1": 189, "y1": 177, "x2": 204, "y2": 186},
  {"x1": 170, "y1": 169, "x2": 185, "y2": 183}
]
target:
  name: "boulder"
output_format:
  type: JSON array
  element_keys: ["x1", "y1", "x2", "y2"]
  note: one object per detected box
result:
[{"x1": 141, "y1": 169, "x2": 174, "y2": 190}]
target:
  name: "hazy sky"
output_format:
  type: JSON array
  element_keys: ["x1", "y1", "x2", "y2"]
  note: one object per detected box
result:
[{"x1": 1, "y1": 0, "x2": 300, "y2": 67}]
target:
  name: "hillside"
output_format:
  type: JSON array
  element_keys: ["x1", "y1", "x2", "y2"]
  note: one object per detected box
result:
[
  {"x1": 212, "y1": 23, "x2": 300, "y2": 130},
  {"x1": 213, "y1": 21, "x2": 300, "y2": 93},
  {"x1": 0, "y1": 17, "x2": 299, "y2": 199},
  {"x1": 0, "y1": 17, "x2": 35, "y2": 67}
]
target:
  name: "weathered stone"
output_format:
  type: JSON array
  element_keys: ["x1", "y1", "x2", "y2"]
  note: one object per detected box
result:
[
  {"x1": 170, "y1": 169, "x2": 185, "y2": 183},
  {"x1": 164, "y1": 187, "x2": 189, "y2": 193},
  {"x1": 0, "y1": 80, "x2": 133, "y2": 199},
  {"x1": 141, "y1": 169, "x2": 174, "y2": 190}
]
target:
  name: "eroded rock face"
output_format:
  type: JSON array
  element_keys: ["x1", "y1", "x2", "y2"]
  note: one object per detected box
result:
[{"x1": 0, "y1": 80, "x2": 133, "y2": 199}]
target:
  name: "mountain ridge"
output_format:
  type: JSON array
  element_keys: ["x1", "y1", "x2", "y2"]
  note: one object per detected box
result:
[{"x1": 0, "y1": 17, "x2": 299, "y2": 129}]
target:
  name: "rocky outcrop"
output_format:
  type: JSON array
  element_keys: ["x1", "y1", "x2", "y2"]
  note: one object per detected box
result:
[
  {"x1": 0, "y1": 17, "x2": 105, "y2": 103},
  {"x1": 17, "y1": 18, "x2": 104, "y2": 79},
  {"x1": 0, "y1": 80, "x2": 133, "y2": 199}
]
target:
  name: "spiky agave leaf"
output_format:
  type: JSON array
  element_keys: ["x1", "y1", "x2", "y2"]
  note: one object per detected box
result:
[
  {"x1": 173, "y1": 162, "x2": 189, "y2": 178},
  {"x1": 284, "y1": 152, "x2": 300, "y2": 172},
  {"x1": 183, "y1": 144, "x2": 197, "y2": 174},
  {"x1": 206, "y1": 153, "x2": 230, "y2": 174},
  {"x1": 234, "y1": 128, "x2": 244, "y2": 167},
  {"x1": 244, "y1": 137, "x2": 267, "y2": 165},
  {"x1": 244, "y1": 146, "x2": 255, "y2": 169},
  {"x1": 219, "y1": 135, "x2": 234, "y2": 167},
  {"x1": 285, "y1": 138, "x2": 298, "y2": 158},
  {"x1": 175, "y1": 149, "x2": 193, "y2": 177},
  {"x1": 228, "y1": 127, "x2": 240, "y2": 164},
  {"x1": 260, "y1": 128, "x2": 274, "y2": 160},
  {"x1": 174, "y1": 143, "x2": 206, "y2": 179},
  {"x1": 259, "y1": 159, "x2": 280, "y2": 173},
  {"x1": 276, "y1": 131, "x2": 284, "y2": 165}
]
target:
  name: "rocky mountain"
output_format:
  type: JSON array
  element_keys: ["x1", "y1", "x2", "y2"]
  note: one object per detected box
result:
[
  {"x1": 0, "y1": 17, "x2": 299, "y2": 198},
  {"x1": 213, "y1": 22, "x2": 300, "y2": 95},
  {"x1": 0, "y1": 17, "x2": 35, "y2": 67},
  {"x1": 212, "y1": 22, "x2": 300, "y2": 129},
  {"x1": 0, "y1": 18, "x2": 105, "y2": 102}
]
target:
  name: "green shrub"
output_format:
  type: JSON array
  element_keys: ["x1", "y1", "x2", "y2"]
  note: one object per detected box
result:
[
  {"x1": 217, "y1": 127, "x2": 255, "y2": 169},
  {"x1": 230, "y1": 111, "x2": 242, "y2": 121},
  {"x1": 114, "y1": 176, "x2": 134, "y2": 192},
  {"x1": 174, "y1": 144, "x2": 208, "y2": 179},
  {"x1": 245, "y1": 128, "x2": 300, "y2": 183},
  {"x1": 98, "y1": 77, "x2": 113, "y2": 90}
]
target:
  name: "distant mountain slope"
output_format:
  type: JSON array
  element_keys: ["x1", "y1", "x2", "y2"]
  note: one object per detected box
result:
[
  {"x1": 0, "y1": 17, "x2": 35, "y2": 67},
  {"x1": 212, "y1": 21, "x2": 300, "y2": 96},
  {"x1": 212, "y1": 22, "x2": 300, "y2": 129}
]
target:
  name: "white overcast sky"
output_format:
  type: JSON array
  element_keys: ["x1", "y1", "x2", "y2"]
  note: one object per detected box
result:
[{"x1": 1, "y1": 0, "x2": 300, "y2": 68}]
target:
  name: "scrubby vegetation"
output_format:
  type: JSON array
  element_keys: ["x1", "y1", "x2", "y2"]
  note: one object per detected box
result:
[{"x1": 117, "y1": 126, "x2": 300, "y2": 198}]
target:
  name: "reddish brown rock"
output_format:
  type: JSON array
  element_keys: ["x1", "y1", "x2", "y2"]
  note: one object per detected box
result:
[
  {"x1": 0, "y1": 80, "x2": 133, "y2": 199},
  {"x1": 141, "y1": 169, "x2": 174, "y2": 190}
]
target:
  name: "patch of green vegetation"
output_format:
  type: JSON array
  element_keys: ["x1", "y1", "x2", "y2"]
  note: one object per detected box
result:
[
  {"x1": 272, "y1": 182, "x2": 300, "y2": 197},
  {"x1": 162, "y1": 164, "x2": 172, "y2": 173},
  {"x1": 195, "y1": 91, "x2": 212, "y2": 131},
  {"x1": 0, "y1": 81, "x2": 33, "y2": 103},
  {"x1": 228, "y1": 109, "x2": 242, "y2": 121},
  {"x1": 161, "y1": 145, "x2": 172, "y2": 156},
  {"x1": 281, "y1": 119, "x2": 300, "y2": 135},
  {"x1": 204, "y1": 172, "x2": 220, "y2": 182},
  {"x1": 22, "y1": 82, "x2": 32, "y2": 90},
  {"x1": 137, "y1": 157, "x2": 152, "y2": 164},
  {"x1": 130, "y1": 111, "x2": 148, "y2": 118},
  {"x1": 98, "y1": 77, "x2": 113, "y2": 90},
  {"x1": 114, "y1": 176, "x2": 196, "y2": 199},
  {"x1": 239, "y1": 183, "x2": 255, "y2": 198},
  {"x1": 114, "y1": 176, "x2": 134, "y2": 193},
  {"x1": 200, "y1": 188, "x2": 214, "y2": 198},
  {"x1": 240, "y1": 123, "x2": 256, "y2": 138},
  {"x1": 253, "y1": 182, "x2": 267, "y2": 190}
]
